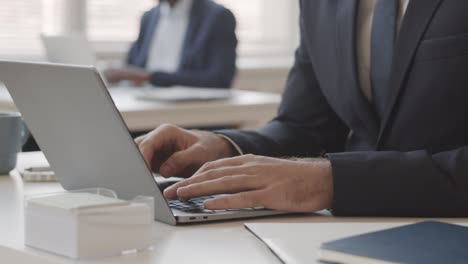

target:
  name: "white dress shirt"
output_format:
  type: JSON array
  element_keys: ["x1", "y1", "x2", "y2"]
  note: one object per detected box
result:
[
  {"x1": 146, "y1": 0, "x2": 193, "y2": 73},
  {"x1": 224, "y1": 0, "x2": 411, "y2": 155}
]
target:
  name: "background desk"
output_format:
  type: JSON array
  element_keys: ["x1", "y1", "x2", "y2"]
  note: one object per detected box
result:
[
  {"x1": 2, "y1": 152, "x2": 467, "y2": 264},
  {"x1": 0, "y1": 87, "x2": 281, "y2": 131}
]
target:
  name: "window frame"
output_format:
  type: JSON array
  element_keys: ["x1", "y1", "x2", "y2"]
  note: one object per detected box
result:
[
  {"x1": 87, "y1": 0, "x2": 299, "y2": 64},
  {"x1": 0, "y1": 0, "x2": 299, "y2": 67}
]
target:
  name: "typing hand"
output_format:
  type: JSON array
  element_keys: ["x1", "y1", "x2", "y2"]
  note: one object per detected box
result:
[
  {"x1": 135, "y1": 124, "x2": 237, "y2": 178},
  {"x1": 163, "y1": 155, "x2": 334, "y2": 212},
  {"x1": 104, "y1": 68, "x2": 150, "y2": 86}
]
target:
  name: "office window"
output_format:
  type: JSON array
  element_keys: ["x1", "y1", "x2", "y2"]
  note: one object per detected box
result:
[
  {"x1": 216, "y1": 1, "x2": 264, "y2": 43},
  {"x1": 215, "y1": 0, "x2": 299, "y2": 57},
  {"x1": 0, "y1": 0, "x2": 44, "y2": 58},
  {"x1": 88, "y1": 0, "x2": 298, "y2": 58},
  {"x1": 0, "y1": 0, "x2": 298, "y2": 61}
]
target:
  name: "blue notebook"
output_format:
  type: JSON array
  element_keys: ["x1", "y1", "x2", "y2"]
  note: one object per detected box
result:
[{"x1": 320, "y1": 221, "x2": 468, "y2": 264}]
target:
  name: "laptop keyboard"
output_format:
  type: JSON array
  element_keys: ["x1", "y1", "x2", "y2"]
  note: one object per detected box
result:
[
  {"x1": 169, "y1": 196, "x2": 267, "y2": 214},
  {"x1": 168, "y1": 196, "x2": 226, "y2": 213}
]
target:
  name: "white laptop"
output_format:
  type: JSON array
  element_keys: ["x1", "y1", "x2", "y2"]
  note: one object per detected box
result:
[
  {"x1": 0, "y1": 61, "x2": 286, "y2": 225},
  {"x1": 41, "y1": 34, "x2": 96, "y2": 65}
]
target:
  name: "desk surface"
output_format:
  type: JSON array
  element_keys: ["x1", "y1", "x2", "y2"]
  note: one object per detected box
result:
[
  {"x1": 2, "y1": 152, "x2": 467, "y2": 264},
  {"x1": 0, "y1": 87, "x2": 280, "y2": 131}
]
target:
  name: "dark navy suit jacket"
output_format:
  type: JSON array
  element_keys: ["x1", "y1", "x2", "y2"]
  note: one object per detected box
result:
[
  {"x1": 220, "y1": 0, "x2": 468, "y2": 217},
  {"x1": 127, "y1": 0, "x2": 237, "y2": 88}
]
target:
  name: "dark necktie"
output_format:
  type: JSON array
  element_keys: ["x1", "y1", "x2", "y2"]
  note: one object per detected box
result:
[{"x1": 371, "y1": 0, "x2": 400, "y2": 118}]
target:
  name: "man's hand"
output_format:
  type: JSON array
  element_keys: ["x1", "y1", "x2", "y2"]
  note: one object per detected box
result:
[
  {"x1": 135, "y1": 124, "x2": 237, "y2": 178},
  {"x1": 164, "y1": 155, "x2": 334, "y2": 212},
  {"x1": 104, "y1": 68, "x2": 151, "y2": 86}
]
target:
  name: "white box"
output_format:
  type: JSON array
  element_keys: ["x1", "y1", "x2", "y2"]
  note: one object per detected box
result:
[{"x1": 25, "y1": 189, "x2": 154, "y2": 259}]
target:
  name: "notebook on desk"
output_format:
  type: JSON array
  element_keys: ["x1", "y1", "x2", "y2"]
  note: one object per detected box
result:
[
  {"x1": 245, "y1": 221, "x2": 468, "y2": 264},
  {"x1": 319, "y1": 221, "x2": 468, "y2": 264}
]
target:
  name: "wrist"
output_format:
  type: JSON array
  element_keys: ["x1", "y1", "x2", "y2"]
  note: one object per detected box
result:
[
  {"x1": 216, "y1": 135, "x2": 238, "y2": 158},
  {"x1": 142, "y1": 72, "x2": 151, "y2": 82},
  {"x1": 299, "y1": 158, "x2": 334, "y2": 209},
  {"x1": 318, "y1": 159, "x2": 334, "y2": 209}
]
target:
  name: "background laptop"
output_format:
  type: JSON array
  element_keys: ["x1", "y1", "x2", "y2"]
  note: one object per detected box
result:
[
  {"x1": 41, "y1": 34, "x2": 96, "y2": 65},
  {"x1": 0, "y1": 61, "x2": 285, "y2": 225}
]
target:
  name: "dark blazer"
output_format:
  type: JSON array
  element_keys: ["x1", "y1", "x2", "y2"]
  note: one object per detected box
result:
[
  {"x1": 220, "y1": 0, "x2": 468, "y2": 217},
  {"x1": 127, "y1": 0, "x2": 237, "y2": 88}
]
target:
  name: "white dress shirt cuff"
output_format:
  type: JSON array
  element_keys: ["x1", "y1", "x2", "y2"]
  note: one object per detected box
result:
[{"x1": 216, "y1": 134, "x2": 244, "y2": 156}]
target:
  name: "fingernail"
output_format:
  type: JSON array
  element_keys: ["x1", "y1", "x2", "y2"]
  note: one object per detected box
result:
[
  {"x1": 163, "y1": 187, "x2": 172, "y2": 195},
  {"x1": 164, "y1": 185, "x2": 176, "y2": 195},
  {"x1": 204, "y1": 199, "x2": 214, "y2": 208},
  {"x1": 178, "y1": 187, "x2": 193, "y2": 200},
  {"x1": 176, "y1": 187, "x2": 186, "y2": 196}
]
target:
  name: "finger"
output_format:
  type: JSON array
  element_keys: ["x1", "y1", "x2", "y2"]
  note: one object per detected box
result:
[
  {"x1": 134, "y1": 81, "x2": 144, "y2": 87},
  {"x1": 159, "y1": 147, "x2": 200, "y2": 177},
  {"x1": 176, "y1": 175, "x2": 263, "y2": 200},
  {"x1": 137, "y1": 126, "x2": 177, "y2": 169},
  {"x1": 194, "y1": 154, "x2": 258, "y2": 175},
  {"x1": 163, "y1": 166, "x2": 253, "y2": 199},
  {"x1": 203, "y1": 191, "x2": 266, "y2": 210},
  {"x1": 139, "y1": 144, "x2": 155, "y2": 170},
  {"x1": 134, "y1": 135, "x2": 146, "y2": 145}
]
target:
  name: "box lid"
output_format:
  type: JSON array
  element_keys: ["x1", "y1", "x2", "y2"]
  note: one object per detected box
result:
[{"x1": 28, "y1": 193, "x2": 129, "y2": 210}]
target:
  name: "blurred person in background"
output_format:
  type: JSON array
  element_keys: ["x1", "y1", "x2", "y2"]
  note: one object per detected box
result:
[{"x1": 105, "y1": 0, "x2": 237, "y2": 88}]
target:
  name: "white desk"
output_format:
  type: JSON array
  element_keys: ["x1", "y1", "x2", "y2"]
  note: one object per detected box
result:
[
  {"x1": 2, "y1": 152, "x2": 467, "y2": 264},
  {"x1": 1, "y1": 152, "x2": 285, "y2": 264},
  {"x1": 0, "y1": 87, "x2": 280, "y2": 131}
]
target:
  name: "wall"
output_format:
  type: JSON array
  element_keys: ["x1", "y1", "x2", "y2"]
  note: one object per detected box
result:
[{"x1": 234, "y1": 67, "x2": 290, "y2": 94}]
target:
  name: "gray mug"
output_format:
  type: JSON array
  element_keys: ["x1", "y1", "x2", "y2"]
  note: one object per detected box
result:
[{"x1": 0, "y1": 112, "x2": 29, "y2": 175}]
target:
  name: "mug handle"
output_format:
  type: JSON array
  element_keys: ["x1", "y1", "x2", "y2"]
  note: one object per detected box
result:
[{"x1": 20, "y1": 119, "x2": 30, "y2": 147}]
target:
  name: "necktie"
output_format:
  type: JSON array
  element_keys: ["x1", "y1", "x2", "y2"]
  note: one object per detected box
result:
[{"x1": 371, "y1": 0, "x2": 400, "y2": 118}]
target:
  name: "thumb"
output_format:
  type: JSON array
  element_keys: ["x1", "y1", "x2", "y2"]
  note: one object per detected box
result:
[{"x1": 159, "y1": 146, "x2": 201, "y2": 178}]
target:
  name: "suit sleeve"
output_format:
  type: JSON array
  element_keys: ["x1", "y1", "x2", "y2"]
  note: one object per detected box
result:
[
  {"x1": 217, "y1": 3, "x2": 349, "y2": 157},
  {"x1": 149, "y1": 9, "x2": 238, "y2": 88},
  {"x1": 127, "y1": 12, "x2": 149, "y2": 67},
  {"x1": 329, "y1": 148, "x2": 468, "y2": 217}
]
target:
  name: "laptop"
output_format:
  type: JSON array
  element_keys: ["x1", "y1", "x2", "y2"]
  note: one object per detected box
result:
[
  {"x1": 41, "y1": 34, "x2": 96, "y2": 65},
  {"x1": 0, "y1": 61, "x2": 285, "y2": 225}
]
